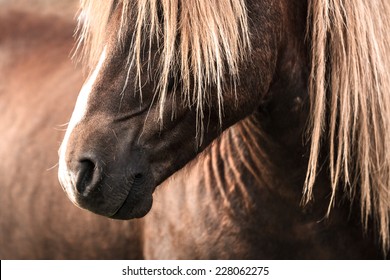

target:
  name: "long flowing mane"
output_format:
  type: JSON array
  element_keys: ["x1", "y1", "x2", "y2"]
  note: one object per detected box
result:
[
  {"x1": 305, "y1": 0, "x2": 390, "y2": 252},
  {"x1": 76, "y1": 0, "x2": 250, "y2": 141},
  {"x1": 76, "y1": 0, "x2": 390, "y2": 252}
]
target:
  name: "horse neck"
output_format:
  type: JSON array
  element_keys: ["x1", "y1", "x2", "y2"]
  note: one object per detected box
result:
[
  {"x1": 149, "y1": 111, "x2": 382, "y2": 259},
  {"x1": 192, "y1": 35, "x2": 312, "y2": 217},
  {"x1": 176, "y1": 111, "x2": 307, "y2": 218},
  {"x1": 170, "y1": 31, "x2": 313, "y2": 217}
]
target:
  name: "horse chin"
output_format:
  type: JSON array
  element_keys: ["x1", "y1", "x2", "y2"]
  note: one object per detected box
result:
[
  {"x1": 109, "y1": 184, "x2": 154, "y2": 220},
  {"x1": 110, "y1": 195, "x2": 153, "y2": 219}
]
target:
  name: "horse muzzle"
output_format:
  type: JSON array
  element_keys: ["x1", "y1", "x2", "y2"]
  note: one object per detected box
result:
[{"x1": 58, "y1": 143, "x2": 155, "y2": 219}]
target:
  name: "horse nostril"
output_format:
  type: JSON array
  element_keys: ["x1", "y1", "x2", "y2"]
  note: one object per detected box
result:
[{"x1": 75, "y1": 159, "x2": 97, "y2": 195}]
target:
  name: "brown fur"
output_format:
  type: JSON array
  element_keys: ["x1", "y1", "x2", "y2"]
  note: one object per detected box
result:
[
  {"x1": 74, "y1": 0, "x2": 390, "y2": 254},
  {"x1": 51, "y1": 0, "x2": 389, "y2": 259}
]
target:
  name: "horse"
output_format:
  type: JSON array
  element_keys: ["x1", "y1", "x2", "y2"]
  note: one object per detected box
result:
[
  {"x1": 60, "y1": 0, "x2": 388, "y2": 259},
  {"x1": 0, "y1": 8, "x2": 143, "y2": 259}
]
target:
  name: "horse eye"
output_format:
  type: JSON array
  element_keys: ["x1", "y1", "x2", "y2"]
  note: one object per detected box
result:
[{"x1": 167, "y1": 76, "x2": 175, "y2": 92}]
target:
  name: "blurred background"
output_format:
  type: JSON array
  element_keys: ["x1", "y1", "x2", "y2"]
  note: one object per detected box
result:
[
  {"x1": 0, "y1": 0, "x2": 78, "y2": 18},
  {"x1": 0, "y1": 0, "x2": 143, "y2": 259}
]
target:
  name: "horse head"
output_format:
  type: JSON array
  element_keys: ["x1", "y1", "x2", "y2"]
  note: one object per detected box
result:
[{"x1": 58, "y1": 0, "x2": 280, "y2": 219}]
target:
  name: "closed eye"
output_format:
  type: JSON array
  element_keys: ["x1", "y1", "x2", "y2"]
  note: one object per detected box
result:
[{"x1": 167, "y1": 76, "x2": 175, "y2": 92}]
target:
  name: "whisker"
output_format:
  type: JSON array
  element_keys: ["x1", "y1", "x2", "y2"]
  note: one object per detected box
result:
[{"x1": 47, "y1": 163, "x2": 59, "y2": 172}]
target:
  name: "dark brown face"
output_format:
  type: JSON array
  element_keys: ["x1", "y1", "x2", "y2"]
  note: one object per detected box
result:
[{"x1": 58, "y1": 1, "x2": 281, "y2": 219}]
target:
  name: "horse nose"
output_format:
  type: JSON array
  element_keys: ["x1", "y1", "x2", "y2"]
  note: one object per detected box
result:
[{"x1": 74, "y1": 156, "x2": 100, "y2": 196}]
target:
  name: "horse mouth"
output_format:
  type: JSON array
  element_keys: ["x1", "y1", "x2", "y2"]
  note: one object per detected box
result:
[{"x1": 110, "y1": 173, "x2": 154, "y2": 219}]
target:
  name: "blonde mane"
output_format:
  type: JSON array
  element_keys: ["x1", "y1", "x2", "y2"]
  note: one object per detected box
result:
[
  {"x1": 76, "y1": 0, "x2": 390, "y2": 252},
  {"x1": 76, "y1": 0, "x2": 250, "y2": 142},
  {"x1": 305, "y1": 0, "x2": 390, "y2": 253}
]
